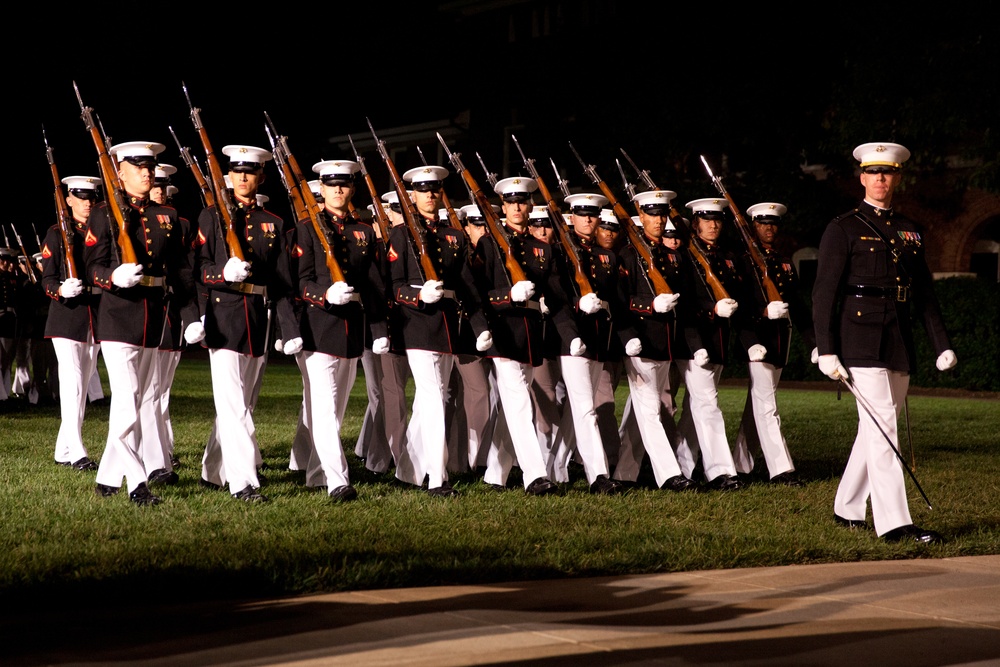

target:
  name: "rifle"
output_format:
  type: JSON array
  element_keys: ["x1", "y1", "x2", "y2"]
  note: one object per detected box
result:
[
  {"x1": 42, "y1": 126, "x2": 78, "y2": 279},
  {"x1": 510, "y1": 136, "x2": 593, "y2": 297},
  {"x1": 73, "y1": 81, "x2": 136, "y2": 265},
  {"x1": 619, "y1": 148, "x2": 730, "y2": 302},
  {"x1": 567, "y1": 142, "x2": 672, "y2": 295},
  {"x1": 417, "y1": 146, "x2": 464, "y2": 232},
  {"x1": 349, "y1": 134, "x2": 392, "y2": 244},
  {"x1": 368, "y1": 119, "x2": 437, "y2": 282},
  {"x1": 263, "y1": 115, "x2": 345, "y2": 284},
  {"x1": 181, "y1": 82, "x2": 244, "y2": 261},
  {"x1": 700, "y1": 155, "x2": 783, "y2": 309},
  {"x1": 7, "y1": 223, "x2": 38, "y2": 284},
  {"x1": 169, "y1": 125, "x2": 215, "y2": 209},
  {"x1": 437, "y1": 134, "x2": 526, "y2": 285}
]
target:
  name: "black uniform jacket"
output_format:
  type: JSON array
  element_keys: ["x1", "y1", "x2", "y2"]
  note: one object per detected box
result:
[
  {"x1": 160, "y1": 214, "x2": 200, "y2": 351},
  {"x1": 83, "y1": 197, "x2": 191, "y2": 347},
  {"x1": 472, "y1": 225, "x2": 574, "y2": 367},
  {"x1": 732, "y1": 245, "x2": 817, "y2": 368},
  {"x1": 555, "y1": 232, "x2": 631, "y2": 362},
  {"x1": 675, "y1": 239, "x2": 757, "y2": 365},
  {"x1": 40, "y1": 221, "x2": 98, "y2": 343},
  {"x1": 387, "y1": 216, "x2": 488, "y2": 354},
  {"x1": 196, "y1": 199, "x2": 297, "y2": 357},
  {"x1": 296, "y1": 210, "x2": 387, "y2": 358},
  {"x1": 618, "y1": 235, "x2": 689, "y2": 362},
  {"x1": 812, "y1": 201, "x2": 951, "y2": 372}
]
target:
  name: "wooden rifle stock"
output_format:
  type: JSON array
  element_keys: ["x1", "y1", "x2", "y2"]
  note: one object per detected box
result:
[
  {"x1": 349, "y1": 135, "x2": 392, "y2": 244},
  {"x1": 438, "y1": 135, "x2": 525, "y2": 284},
  {"x1": 264, "y1": 118, "x2": 344, "y2": 283},
  {"x1": 169, "y1": 126, "x2": 215, "y2": 209},
  {"x1": 42, "y1": 129, "x2": 78, "y2": 279},
  {"x1": 700, "y1": 156, "x2": 783, "y2": 307},
  {"x1": 182, "y1": 84, "x2": 244, "y2": 262},
  {"x1": 73, "y1": 82, "x2": 137, "y2": 265},
  {"x1": 369, "y1": 121, "x2": 438, "y2": 282},
  {"x1": 568, "y1": 144, "x2": 672, "y2": 295},
  {"x1": 511, "y1": 137, "x2": 592, "y2": 296}
]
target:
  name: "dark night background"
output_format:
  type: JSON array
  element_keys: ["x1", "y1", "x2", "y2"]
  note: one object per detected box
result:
[{"x1": 10, "y1": 4, "x2": 998, "y2": 261}]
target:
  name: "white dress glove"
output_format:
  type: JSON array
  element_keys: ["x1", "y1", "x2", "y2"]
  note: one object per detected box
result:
[
  {"x1": 936, "y1": 349, "x2": 957, "y2": 371},
  {"x1": 223, "y1": 257, "x2": 250, "y2": 282},
  {"x1": 539, "y1": 295, "x2": 549, "y2": 315},
  {"x1": 766, "y1": 301, "x2": 790, "y2": 320},
  {"x1": 325, "y1": 281, "x2": 354, "y2": 306},
  {"x1": 282, "y1": 337, "x2": 304, "y2": 356},
  {"x1": 810, "y1": 347, "x2": 819, "y2": 364},
  {"x1": 818, "y1": 354, "x2": 849, "y2": 381},
  {"x1": 578, "y1": 292, "x2": 602, "y2": 314},
  {"x1": 111, "y1": 263, "x2": 143, "y2": 288},
  {"x1": 653, "y1": 292, "x2": 680, "y2": 313},
  {"x1": 372, "y1": 337, "x2": 390, "y2": 355},
  {"x1": 510, "y1": 280, "x2": 535, "y2": 303},
  {"x1": 715, "y1": 298, "x2": 738, "y2": 318},
  {"x1": 625, "y1": 338, "x2": 643, "y2": 357},
  {"x1": 419, "y1": 279, "x2": 444, "y2": 304},
  {"x1": 693, "y1": 348, "x2": 711, "y2": 367},
  {"x1": 60, "y1": 278, "x2": 83, "y2": 299},
  {"x1": 183, "y1": 321, "x2": 206, "y2": 344},
  {"x1": 570, "y1": 337, "x2": 587, "y2": 357},
  {"x1": 476, "y1": 330, "x2": 493, "y2": 352},
  {"x1": 274, "y1": 338, "x2": 284, "y2": 353},
  {"x1": 747, "y1": 344, "x2": 767, "y2": 362}
]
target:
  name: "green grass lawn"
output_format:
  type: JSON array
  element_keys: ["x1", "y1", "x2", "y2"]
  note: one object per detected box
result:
[{"x1": 1, "y1": 354, "x2": 997, "y2": 609}]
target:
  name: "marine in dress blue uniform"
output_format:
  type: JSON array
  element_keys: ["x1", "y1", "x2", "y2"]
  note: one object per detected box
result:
[
  {"x1": 813, "y1": 142, "x2": 955, "y2": 543},
  {"x1": 40, "y1": 175, "x2": 101, "y2": 470},
  {"x1": 196, "y1": 145, "x2": 298, "y2": 502}
]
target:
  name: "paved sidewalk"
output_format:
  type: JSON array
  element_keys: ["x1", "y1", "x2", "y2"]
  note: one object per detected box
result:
[{"x1": 10, "y1": 555, "x2": 999, "y2": 666}]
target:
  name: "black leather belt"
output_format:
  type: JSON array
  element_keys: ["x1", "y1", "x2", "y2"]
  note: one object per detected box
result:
[{"x1": 847, "y1": 284, "x2": 910, "y2": 302}]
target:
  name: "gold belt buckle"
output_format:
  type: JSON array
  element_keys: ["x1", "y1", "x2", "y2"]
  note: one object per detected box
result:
[{"x1": 896, "y1": 285, "x2": 909, "y2": 302}]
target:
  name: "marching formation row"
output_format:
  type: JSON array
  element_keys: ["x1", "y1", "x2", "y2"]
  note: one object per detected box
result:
[{"x1": 15, "y1": 112, "x2": 956, "y2": 545}]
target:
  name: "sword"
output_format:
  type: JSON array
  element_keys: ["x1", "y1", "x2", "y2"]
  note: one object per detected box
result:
[{"x1": 840, "y1": 376, "x2": 932, "y2": 509}]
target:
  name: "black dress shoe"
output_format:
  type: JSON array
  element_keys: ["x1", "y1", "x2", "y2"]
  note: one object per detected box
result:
[
  {"x1": 200, "y1": 478, "x2": 224, "y2": 491},
  {"x1": 590, "y1": 475, "x2": 625, "y2": 496},
  {"x1": 329, "y1": 485, "x2": 358, "y2": 503},
  {"x1": 233, "y1": 485, "x2": 269, "y2": 503},
  {"x1": 72, "y1": 457, "x2": 98, "y2": 471},
  {"x1": 881, "y1": 524, "x2": 944, "y2": 544},
  {"x1": 170, "y1": 455, "x2": 181, "y2": 468},
  {"x1": 770, "y1": 472, "x2": 804, "y2": 487},
  {"x1": 55, "y1": 459, "x2": 72, "y2": 467},
  {"x1": 484, "y1": 483, "x2": 507, "y2": 493},
  {"x1": 427, "y1": 482, "x2": 459, "y2": 498},
  {"x1": 834, "y1": 514, "x2": 869, "y2": 530},
  {"x1": 660, "y1": 475, "x2": 699, "y2": 492},
  {"x1": 706, "y1": 475, "x2": 743, "y2": 491},
  {"x1": 95, "y1": 483, "x2": 120, "y2": 497},
  {"x1": 526, "y1": 477, "x2": 560, "y2": 496},
  {"x1": 129, "y1": 483, "x2": 161, "y2": 506},
  {"x1": 147, "y1": 468, "x2": 179, "y2": 486}
]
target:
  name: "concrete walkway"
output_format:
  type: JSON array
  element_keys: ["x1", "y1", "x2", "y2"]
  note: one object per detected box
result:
[{"x1": 10, "y1": 555, "x2": 999, "y2": 666}]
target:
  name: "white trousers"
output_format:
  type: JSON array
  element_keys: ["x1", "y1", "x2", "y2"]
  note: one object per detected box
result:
[
  {"x1": 356, "y1": 349, "x2": 393, "y2": 473},
  {"x1": 301, "y1": 351, "x2": 357, "y2": 491},
  {"x1": 398, "y1": 349, "x2": 454, "y2": 488},
  {"x1": 203, "y1": 349, "x2": 263, "y2": 495},
  {"x1": 87, "y1": 349, "x2": 105, "y2": 401},
  {"x1": 451, "y1": 356, "x2": 495, "y2": 471},
  {"x1": 835, "y1": 367, "x2": 913, "y2": 536},
  {"x1": 95, "y1": 341, "x2": 155, "y2": 493},
  {"x1": 158, "y1": 349, "x2": 182, "y2": 458},
  {"x1": 289, "y1": 352, "x2": 311, "y2": 472},
  {"x1": 483, "y1": 358, "x2": 548, "y2": 488},
  {"x1": 675, "y1": 360, "x2": 737, "y2": 481},
  {"x1": 531, "y1": 357, "x2": 566, "y2": 482},
  {"x1": 52, "y1": 335, "x2": 100, "y2": 464},
  {"x1": 614, "y1": 356, "x2": 684, "y2": 486},
  {"x1": 733, "y1": 362, "x2": 794, "y2": 478},
  {"x1": 557, "y1": 355, "x2": 610, "y2": 484}
]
